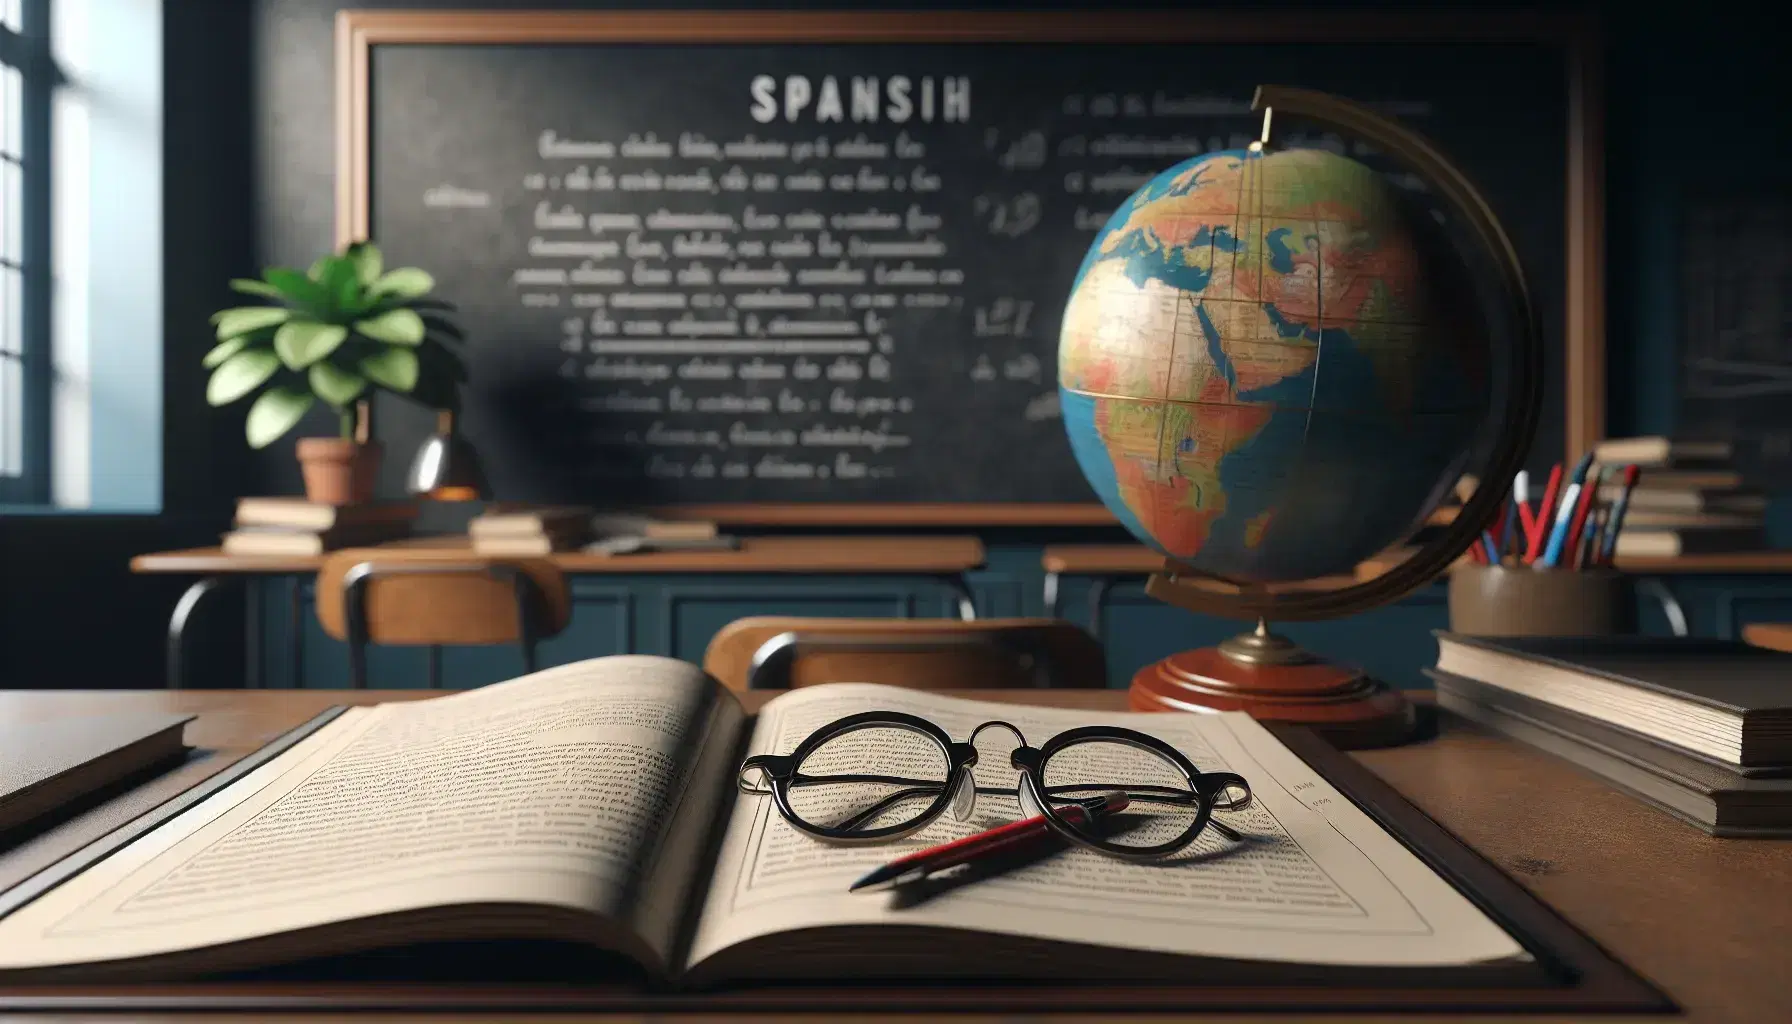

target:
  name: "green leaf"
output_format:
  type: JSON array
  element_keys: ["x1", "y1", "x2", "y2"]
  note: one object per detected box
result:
[
  {"x1": 264, "y1": 267, "x2": 328, "y2": 308},
  {"x1": 229, "y1": 278, "x2": 284, "y2": 298},
  {"x1": 273, "y1": 320, "x2": 349, "y2": 369},
  {"x1": 308, "y1": 360, "x2": 367, "y2": 406},
  {"x1": 307, "y1": 255, "x2": 334, "y2": 282},
  {"x1": 206, "y1": 348, "x2": 281, "y2": 406},
  {"x1": 355, "y1": 307, "x2": 425, "y2": 345},
  {"x1": 346, "y1": 242, "x2": 383, "y2": 286},
  {"x1": 202, "y1": 335, "x2": 253, "y2": 369},
  {"x1": 367, "y1": 267, "x2": 434, "y2": 300},
  {"x1": 319, "y1": 254, "x2": 360, "y2": 307},
  {"x1": 358, "y1": 346, "x2": 419, "y2": 392},
  {"x1": 244, "y1": 385, "x2": 315, "y2": 449},
  {"x1": 212, "y1": 305, "x2": 291, "y2": 339}
]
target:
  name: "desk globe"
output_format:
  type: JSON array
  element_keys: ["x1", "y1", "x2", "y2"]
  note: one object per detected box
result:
[{"x1": 1058, "y1": 87, "x2": 1540, "y2": 748}]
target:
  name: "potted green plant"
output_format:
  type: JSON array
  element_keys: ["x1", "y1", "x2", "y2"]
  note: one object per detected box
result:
[{"x1": 204, "y1": 241, "x2": 466, "y2": 505}]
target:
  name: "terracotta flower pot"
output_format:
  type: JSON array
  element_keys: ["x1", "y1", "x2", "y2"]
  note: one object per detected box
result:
[{"x1": 295, "y1": 437, "x2": 383, "y2": 506}]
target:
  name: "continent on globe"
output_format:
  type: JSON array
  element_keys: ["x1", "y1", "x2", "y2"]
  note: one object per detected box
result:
[{"x1": 1059, "y1": 146, "x2": 1486, "y2": 583}]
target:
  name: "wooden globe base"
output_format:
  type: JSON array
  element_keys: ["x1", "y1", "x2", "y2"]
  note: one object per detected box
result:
[{"x1": 1129, "y1": 627, "x2": 1415, "y2": 749}]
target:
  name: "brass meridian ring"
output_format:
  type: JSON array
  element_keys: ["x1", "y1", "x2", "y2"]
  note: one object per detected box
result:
[{"x1": 1143, "y1": 85, "x2": 1543, "y2": 623}]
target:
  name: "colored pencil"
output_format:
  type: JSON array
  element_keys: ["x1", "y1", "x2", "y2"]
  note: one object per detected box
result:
[
  {"x1": 1539, "y1": 453, "x2": 1595, "y2": 568},
  {"x1": 1525, "y1": 464, "x2": 1564, "y2": 563},
  {"x1": 1513, "y1": 470, "x2": 1535, "y2": 540}
]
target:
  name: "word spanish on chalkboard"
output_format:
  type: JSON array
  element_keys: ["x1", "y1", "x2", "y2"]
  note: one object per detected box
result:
[{"x1": 337, "y1": 11, "x2": 1603, "y2": 525}]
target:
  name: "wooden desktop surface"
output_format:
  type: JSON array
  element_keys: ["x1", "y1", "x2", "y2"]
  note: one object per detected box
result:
[
  {"x1": 1, "y1": 689, "x2": 1786, "y2": 1022},
  {"x1": 130, "y1": 535, "x2": 986, "y2": 576},
  {"x1": 1044, "y1": 542, "x2": 1792, "y2": 577}
]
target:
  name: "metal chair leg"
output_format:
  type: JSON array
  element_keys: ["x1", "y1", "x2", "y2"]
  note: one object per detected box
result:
[
  {"x1": 1637, "y1": 576, "x2": 1689, "y2": 637},
  {"x1": 1087, "y1": 577, "x2": 1115, "y2": 641},
  {"x1": 167, "y1": 576, "x2": 229, "y2": 690},
  {"x1": 427, "y1": 645, "x2": 442, "y2": 688},
  {"x1": 943, "y1": 574, "x2": 977, "y2": 621}
]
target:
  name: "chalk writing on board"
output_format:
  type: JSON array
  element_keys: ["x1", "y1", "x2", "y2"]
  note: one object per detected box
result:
[
  {"x1": 431, "y1": 81, "x2": 1446, "y2": 486},
  {"x1": 371, "y1": 33, "x2": 1516, "y2": 505}
]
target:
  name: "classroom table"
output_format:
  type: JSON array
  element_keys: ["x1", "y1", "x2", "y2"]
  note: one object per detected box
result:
[
  {"x1": 1041, "y1": 545, "x2": 1792, "y2": 639},
  {"x1": 131, "y1": 535, "x2": 986, "y2": 689},
  {"x1": 2, "y1": 687, "x2": 1787, "y2": 1021}
]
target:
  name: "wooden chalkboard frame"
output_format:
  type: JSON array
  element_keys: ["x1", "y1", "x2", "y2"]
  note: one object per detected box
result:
[{"x1": 335, "y1": 9, "x2": 1604, "y2": 526}]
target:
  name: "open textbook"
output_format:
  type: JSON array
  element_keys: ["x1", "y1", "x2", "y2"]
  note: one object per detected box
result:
[{"x1": 0, "y1": 657, "x2": 1529, "y2": 985}]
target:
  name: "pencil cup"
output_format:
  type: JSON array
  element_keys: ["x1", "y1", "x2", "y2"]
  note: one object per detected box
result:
[{"x1": 1446, "y1": 564, "x2": 1636, "y2": 637}]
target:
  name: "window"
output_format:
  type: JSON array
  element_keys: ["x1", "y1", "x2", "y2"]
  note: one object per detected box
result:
[{"x1": 0, "y1": 0, "x2": 50, "y2": 503}]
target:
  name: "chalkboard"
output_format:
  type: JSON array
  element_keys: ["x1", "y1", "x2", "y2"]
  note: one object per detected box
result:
[
  {"x1": 339, "y1": 11, "x2": 1601, "y2": 523},
  {"x1": 1678, "y1": 195, "x2": 1792, "y2": 484}
]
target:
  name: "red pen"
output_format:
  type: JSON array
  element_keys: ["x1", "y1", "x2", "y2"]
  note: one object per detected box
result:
[
  {"x1": 849, "y1": 792, "x2": 1130, "y2": 891},
  {"x1": 1562, "y1": 465, "x2": 1601, "y2": 570},
  {"x1": 1525, "y1": 463, "x2": 1564, "y2": 563}
]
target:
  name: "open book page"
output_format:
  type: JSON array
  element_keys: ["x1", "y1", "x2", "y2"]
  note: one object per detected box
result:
[
  {"x1": 685, "y1": 685, "x2": 1525, "y2": 971},
  {"x1": 0, "y1": 656, "x2": 740, "y2": 974}
]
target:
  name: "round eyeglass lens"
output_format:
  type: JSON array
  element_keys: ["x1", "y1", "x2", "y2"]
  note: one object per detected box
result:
[
  {"x1": 787, "y1": 724, "x2": 950, "y2": 836},
  {"x1": 1037, "y1": 738, "x2": 1205, "y2": 851}
]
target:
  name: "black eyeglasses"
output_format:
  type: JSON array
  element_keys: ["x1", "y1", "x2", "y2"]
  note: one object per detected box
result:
[{"x1": 737, "y1": 711, "x2": 1253, "y2": 862}]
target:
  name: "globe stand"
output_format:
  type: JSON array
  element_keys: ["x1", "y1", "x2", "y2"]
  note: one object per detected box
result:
[{"x1": 1129, "y1": 583, "x2": 1417, "y2": 750}]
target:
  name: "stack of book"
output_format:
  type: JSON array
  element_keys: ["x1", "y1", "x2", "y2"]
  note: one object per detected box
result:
[
  {"x1": 1590, "y1": 436, "x2": 1764, "y2": 558},
  {"x1": 1429, "y1": 631, "x2": 1792, "y2": 836},
  {"x1": 469, "y1": 507, "x2": 736, "y2": 556},
  {"x1": 222, "y1": 498, "x2": 417, "y2": 556}
]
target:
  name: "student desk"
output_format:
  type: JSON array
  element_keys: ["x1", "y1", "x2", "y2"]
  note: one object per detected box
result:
[
  {"x1": 131, "y1": 536, "x2": 986, "y2": 689},
  {"x1": 1, "y1": 687, "x2": 1787, "y2": 1021}
]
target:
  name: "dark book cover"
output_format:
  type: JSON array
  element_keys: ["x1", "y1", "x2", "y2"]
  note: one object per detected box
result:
[
  {"x1": 0, "y1": 714, "x2": 194, "y2": 835},
  {"x1": 1432, "y1": 671, "x2": 1792, "y2": 836},
  {"x1": 1432, "y1": 632, "x2": 1792, "y2": 719}
]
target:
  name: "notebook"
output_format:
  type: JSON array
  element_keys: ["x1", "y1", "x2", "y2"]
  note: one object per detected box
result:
[
  {"x1": 0, "y1": 657, "x2": 1529, "y2": 986},
  {"x1": 1431, "y1": 670, "x2": 1792, "y2": 836},
  {"x1": 1432, "y1": 633, "x2": 1792, "y2": 767}
]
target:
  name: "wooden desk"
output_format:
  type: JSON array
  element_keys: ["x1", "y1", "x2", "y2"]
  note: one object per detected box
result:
[
  {"x1": 3, "y1": 687, "x2": 1786, "y2": 1021},
  {"x1": 132, "y1": 536, "x2": 986, "y2": 689},
  {"x1": 1044, "y1": 543, "x2": 1792, "y2": 638}
]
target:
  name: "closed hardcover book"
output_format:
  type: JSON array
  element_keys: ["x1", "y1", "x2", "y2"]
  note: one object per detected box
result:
[
  {"x1": 221, "y1": 521, "x2": 413, "y2": 555},
  {"x1": 1590, "y1": 436, "x2": 1732, "y2": 467},
  {"x1": 1432, "y1": 632, "x2": 1792, "y2": 767},
  {"x1": 467, "y1": 506, "x2": 594, "y2": 539},
  {"x1": 588, "y1": 513, "x2": 719, "y2": 541},
  {"x1": 1610, "y1": 509, "x2": 1762, "y2": 529},
  {"x1": 1612, "y1": 526, "x2": 1763, "y2": 558},
  {"x1": 470, "y1": 532, "x2": 590, "y2": 556},
  {"x1": 1594, "y1": 486, "x2": 1766, "y2": 514},
  {"x1": 1431, "y1": 671, "x2": 1792, "y2": 836},
  {"x1": 235, "y1": 498, "x2": 419, "y2": 532},
  {"x1": 1631, "y1": 468, "x2": 1744, "y2": 490},
  {"x1": 0, "y1": 714, "x2": 193, "y2": 836}
]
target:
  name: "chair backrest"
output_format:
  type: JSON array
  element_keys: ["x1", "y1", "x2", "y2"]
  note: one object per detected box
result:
[
  {"x1": 314, "y1": 550, "x2": 572, "y2": 646},
  {"x1": 702, "y1": 617, "x2": 1107, "y2": 692}
]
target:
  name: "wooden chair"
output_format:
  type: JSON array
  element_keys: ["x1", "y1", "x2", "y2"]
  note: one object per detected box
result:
[
  {"x1": 702, "y1": 617, "x2": 1107, "y2": 692},
  {"x1": 314, "y1": 550, "x2": 572, "y2": 689}
]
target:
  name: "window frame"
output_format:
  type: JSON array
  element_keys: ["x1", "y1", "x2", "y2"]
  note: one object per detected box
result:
[{"x1": 0, "y1": 0, "x2": 53, "y2": 504}]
